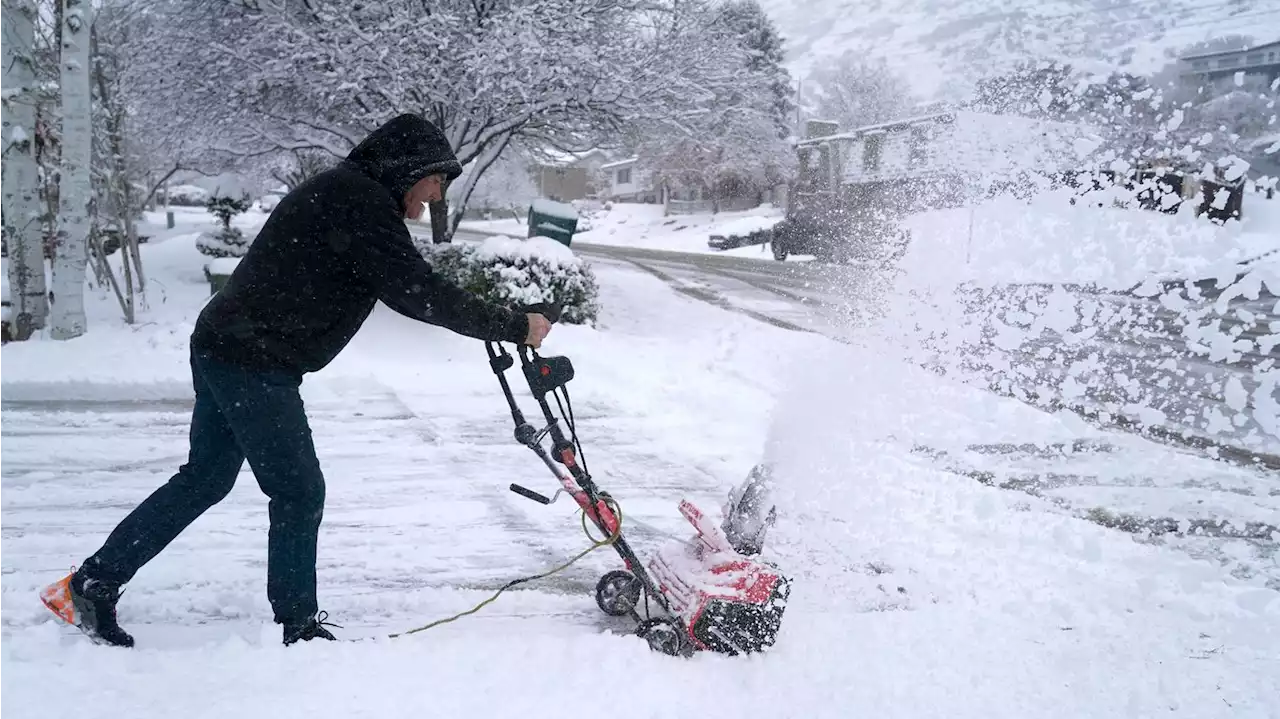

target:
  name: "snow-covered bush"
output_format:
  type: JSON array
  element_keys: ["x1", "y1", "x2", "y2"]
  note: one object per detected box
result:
[
  {"x1": 416, "y1": 236, "x2": 600, "y2": 325},
  {"x1": 196, "y1": 194, "x2": 253, "y2": 258},
  {"x1": 163, "y1": 184, "x2": 210, "y2": 206}
]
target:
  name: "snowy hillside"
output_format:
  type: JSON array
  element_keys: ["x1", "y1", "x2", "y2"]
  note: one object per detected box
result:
[{"x1": 762, "y1": 0, "x2": 1278, "y2": 100}]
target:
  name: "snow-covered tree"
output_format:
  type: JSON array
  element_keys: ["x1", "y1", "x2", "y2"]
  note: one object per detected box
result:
[
  {"x1": 635, "y1": 0, "x2": 796, "y2": 207},
  {"x1": 196, "y1": 194, "x2": 253, "y2": 258},
  {"x1": 48, "y1": 0, "x2": 92, "y2": 340},
  {"x1": 2, "y1": 0, "x2": 50, "y2": 340},
  {"x1": 457, "y1": 149, "x2": 539, "y2": 220},
  {"x1": 268, "y1": 149, "x2": 333, "y2": 193},
  {"x1": 720, "y1": 0, "x2": 795, "y2": 139},
  {"x1": 127, "y1": 0, "x2": 725, "y2": 238},
  {"x1": 803, "y1": 54, "x2": 916, "y2": 131}
]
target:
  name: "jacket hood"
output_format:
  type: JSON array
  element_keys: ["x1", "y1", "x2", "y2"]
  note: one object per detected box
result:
[{"x1": 345, "y1": 114, "x2": 463, "y2": 201}]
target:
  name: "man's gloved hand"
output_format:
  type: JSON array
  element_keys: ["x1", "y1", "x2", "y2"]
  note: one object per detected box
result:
[{"x1": 524, "y1": 313, "x2": 552, "y2": 348}]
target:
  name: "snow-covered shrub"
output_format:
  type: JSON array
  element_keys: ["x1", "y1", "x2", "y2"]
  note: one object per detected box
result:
[
  {"x1": 197, "y1": 194, "x2": 253, "y2": 258},
  {"x1": 415, "y1": 236, "x2": 600, "y2": 325},
  {"x1": 163, "y1": 184, "x2": 210, "y2": 206},
  {"x1": 196, "y1": 228, "x2": 250, "y2": 258},
  {"x1": 571, "y1": 198, "x2": 606, "y2": 232}
]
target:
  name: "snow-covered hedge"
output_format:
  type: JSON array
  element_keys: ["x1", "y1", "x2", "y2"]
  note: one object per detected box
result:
[
  {"x1": 416, "y1": 236, "x2": 600, "y2": 325},
  {"x1": 196, "y1": 228, "x2": 250, "y2": 258}
]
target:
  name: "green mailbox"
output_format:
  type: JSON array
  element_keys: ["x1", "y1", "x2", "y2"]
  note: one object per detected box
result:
[{"x1": 527, "y1": 198, "x2": 578, "y2": 247}]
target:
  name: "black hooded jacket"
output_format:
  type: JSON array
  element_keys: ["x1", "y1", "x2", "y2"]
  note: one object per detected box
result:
[{"x1": 190, "y1": 114, "x2": 529, "y2": 375}]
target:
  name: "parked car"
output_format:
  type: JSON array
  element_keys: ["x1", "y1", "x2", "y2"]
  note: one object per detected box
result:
[{"x1": 708, "y1": 226, "x2": 775, "y2": 251}]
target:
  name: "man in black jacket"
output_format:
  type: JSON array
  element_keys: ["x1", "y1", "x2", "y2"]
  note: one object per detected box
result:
[{"x1": 39, "y1": 114, "x2": 552, "y2": 647}]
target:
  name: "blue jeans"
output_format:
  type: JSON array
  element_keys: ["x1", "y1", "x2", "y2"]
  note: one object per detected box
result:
[{"x1": 83, "y1": 348, "x2": 325, "y2": 625}]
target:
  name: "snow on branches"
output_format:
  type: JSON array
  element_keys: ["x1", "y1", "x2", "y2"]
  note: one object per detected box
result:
[
  {"x1": 121, "y1": 0, "x2": 799, "y2": 228},
  {"x1": 632, "y1": 0, "x2": 797, "y2": 205},
  {"x1": 129, "y1": 0, "x2": 750, "y2": 233}
]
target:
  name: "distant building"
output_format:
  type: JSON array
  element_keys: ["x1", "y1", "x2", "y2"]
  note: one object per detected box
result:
[
  {"x1": 793, "y1": 110, "x2": 1104, "y2": 205},
  {"x1": 600, "y1": 157, "x2": 659, "y2": 203},
  {"x1": 1178, "y1": 39, "x2": 1280, "y2": 91},
  {"x1": 530, "y1": 148, "x2": 611, "y2": 202}
]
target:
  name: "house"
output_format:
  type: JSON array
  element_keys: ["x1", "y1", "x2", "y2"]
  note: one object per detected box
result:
[
  {"x1": 530, "y1": 148, "x2": 611, "y2": 202},
  {"x1": 792, "y1": 111, "x2": 1104, "y2": 210},
  {"x1": 600, "y1": 157, "x2": 659, "y2": 203},
  {"x1": 1178, "y1": 39, "x2": 1280, "y2": 91},
  {"x1": 773, "y1": 112, "x2": 1108, "y2": 260}
]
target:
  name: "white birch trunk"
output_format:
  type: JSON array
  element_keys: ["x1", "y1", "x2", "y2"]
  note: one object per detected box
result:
[
  {"x1": 2, "y1": 0, "x2": 50, "y2": 339},
  {"x1": 49, "y1": 0, "x2": 93, "y2": 340}
]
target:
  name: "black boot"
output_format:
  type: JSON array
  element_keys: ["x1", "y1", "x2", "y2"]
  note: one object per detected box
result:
[
  {"x1": 283, "y1": 611, "x2": 340, "y2": 645},
  {"x1": 40, "y1": 569, "x2": 135, "y2": 647}
]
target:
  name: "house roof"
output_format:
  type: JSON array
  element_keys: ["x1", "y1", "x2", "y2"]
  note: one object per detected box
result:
[
  {"x1": 600, "y1": 156, "x2": 638, "y2": 170},
  {"x1": 537, "y1": 147, "x2": 609, "y2": 167},
  {"x1": 795, "y1": 112, "x2": 956, "y2": 146},
  {"x1": 1180, "y1": 39, "x2": 1280, "y2": 61}
]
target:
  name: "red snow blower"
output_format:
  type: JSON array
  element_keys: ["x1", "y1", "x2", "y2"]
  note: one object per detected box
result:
[{"x1": 487, "y1": 305, "x2": 791, "y2": 657}]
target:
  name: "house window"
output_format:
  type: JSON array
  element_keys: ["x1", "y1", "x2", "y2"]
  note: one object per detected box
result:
[
  {"x1": 909, "y1": 127, "x2": 929, "y2": 165},
  {"x1": 1219, "y1": 56, "x2": 1239, "y2": 67},
  {"x1": 1193, "y1": 60, "x2": 1208, "y2": 69},
  {"x1": 617, "y1": 167, "x2": 631, "y2": 185},
  {"x1": 863, "y1": 134, "x2": 883, "y2": 172},
  {"x1": 1247, "y1": 53, "x2": 1263, "y2": 64}
]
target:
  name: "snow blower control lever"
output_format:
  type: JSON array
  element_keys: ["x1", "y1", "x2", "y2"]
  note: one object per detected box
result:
[{"x1": 479, "y1": 302, "x2": 792, "y2": 657}]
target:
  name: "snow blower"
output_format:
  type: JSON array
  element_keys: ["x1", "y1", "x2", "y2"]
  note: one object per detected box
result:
[{"x1": 486, "y1": 304, "x2": 791, "y2": 657}]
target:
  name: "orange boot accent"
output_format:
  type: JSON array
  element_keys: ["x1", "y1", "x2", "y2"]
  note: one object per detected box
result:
[{"x1": 40, "y1": 573, "x2": 79, "y2": 626}]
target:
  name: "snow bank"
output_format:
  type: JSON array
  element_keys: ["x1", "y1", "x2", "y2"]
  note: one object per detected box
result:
[
  {"x1": 1, "y1": 232, "x2": 215, "y2": 400},
  {"x1": 206, "y1": 257, "x2": 242, "y2": 275}
]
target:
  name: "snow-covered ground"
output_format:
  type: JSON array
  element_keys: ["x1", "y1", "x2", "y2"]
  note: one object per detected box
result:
[
  {"x1": 460, "y1": 201, "x2": 786, "y2": 257},
  {"x1": 3, "y1": 218, "x2": 1279, "y2": 717}
]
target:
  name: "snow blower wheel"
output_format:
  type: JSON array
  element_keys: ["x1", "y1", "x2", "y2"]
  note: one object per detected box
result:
[
  {"x1": 595, "y1": 570, "x2": 642, "y2": 617},
  {"x1": 637, "y1": 618, "x2": 687, "y2": 657}
]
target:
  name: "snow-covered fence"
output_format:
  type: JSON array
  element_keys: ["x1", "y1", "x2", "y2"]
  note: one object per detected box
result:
[
  {"x1": 414, "y1": 235, "x2": 600, "y2": 325},
  {"x1": 665, "y1": 199, "x2": 714, "y2": 215},
  {"x1": 665, "y1": 196, "x2": 759, "y2": 216}
]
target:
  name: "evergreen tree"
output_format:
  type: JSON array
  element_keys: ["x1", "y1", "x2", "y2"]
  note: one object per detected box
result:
[{"x1": 720, "y1": 0, "x2": 795, "y2": 139}]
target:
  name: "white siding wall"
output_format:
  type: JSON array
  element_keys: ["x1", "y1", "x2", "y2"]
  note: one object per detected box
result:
[
  {"x1": 838, "y1": 112, "x2": 1101, "y2": 186},
  {"x1": 609, "y1": 164, "x2": 637, "y2": 197}
]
